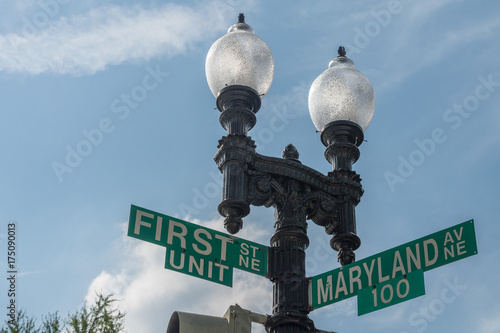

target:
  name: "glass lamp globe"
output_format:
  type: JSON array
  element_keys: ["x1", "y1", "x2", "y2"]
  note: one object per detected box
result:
[
  {"x1": 308, "y1": 49, "x2": 375, "y2": 132},
  {"x1": 205, "y1": 14, "x2": 274, "y2": 98}
]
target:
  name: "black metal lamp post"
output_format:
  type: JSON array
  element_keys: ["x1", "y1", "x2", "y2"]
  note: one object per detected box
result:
[{"x1": 206, "y1": 14, "x2": 375, "y2": 333}]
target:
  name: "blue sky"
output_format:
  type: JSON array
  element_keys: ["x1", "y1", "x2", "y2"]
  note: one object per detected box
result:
[{"x1": 1, "y1": 0, "x2": 499, "y2": 332}]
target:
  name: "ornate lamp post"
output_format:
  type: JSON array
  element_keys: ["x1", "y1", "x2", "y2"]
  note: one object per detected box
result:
[{"x1": 206, "y1": 14, "x2": 375, "y2": 333}]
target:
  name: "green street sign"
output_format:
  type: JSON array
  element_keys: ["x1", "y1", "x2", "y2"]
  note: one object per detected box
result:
[
  {"x1": 357, "y1": 270, "x2": 425, "y2": 315},
  {"x1": 127, "y1": 205, "x2": 268, "y2": 287},
  {"x1": 162, "y1": 214, "x2": 235, "y2": 287},
  {"x1": 310, "y1": 220, "x2": 477, "y2": 312}
]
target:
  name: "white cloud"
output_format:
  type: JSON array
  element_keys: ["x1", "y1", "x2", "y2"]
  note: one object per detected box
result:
[
  {"x1": 0, "y1": 1, "x2": 245, "y2": 75},
  {"x1": 481, "y1": 311, "x2": 500, "y2": 333},
  {"x1": 86, "y1": 218, "x2": 271, "y2": 333}
]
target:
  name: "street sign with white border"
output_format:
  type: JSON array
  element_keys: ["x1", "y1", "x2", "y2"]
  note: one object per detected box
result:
[
  {"x1": 309, "y1": 220, "x2": 477, "y2": 313},
  {"x1": 127, "y1": 205, "x2": 268, "y2": 286}
]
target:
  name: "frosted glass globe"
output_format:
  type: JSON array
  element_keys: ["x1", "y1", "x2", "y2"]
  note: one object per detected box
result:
[
  {"x1": 206, "y1": 20, "x2": 274, "y2": 98},
  {"x1": 308, "y1": 56, "x2": 375, "y2": 132}
]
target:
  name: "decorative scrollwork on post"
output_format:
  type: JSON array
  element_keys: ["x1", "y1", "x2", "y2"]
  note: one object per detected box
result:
[{"x1": 213, "y1": 88, "x2": 366, "y2": 331}]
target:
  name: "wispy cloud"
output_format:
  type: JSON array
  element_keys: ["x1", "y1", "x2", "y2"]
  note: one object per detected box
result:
[
  {"x1": 262, "y1": 82, "x2": 310, "y2": 117},
  {"x1": 383, "y1": 18, "x2": 500, "y2": 87},
  {"x1": 18, "y1": 270, "x2": 44, "y2": 278},
  {"x1": 481, "y1": 316, "x2": 500, "y2": 333},
  {"x1": 375, "y1": 1, "x2": 500, "y2": 91},
  {"x1": 0, "y1": 2, "x2": 242, "y2": 75}
]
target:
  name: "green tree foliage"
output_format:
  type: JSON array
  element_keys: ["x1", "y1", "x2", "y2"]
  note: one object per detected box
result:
[
  {"x1": 1, "y1": 294, "x2": 125, "y2": 333},
  {"x1": 1, "y1": 309, "x2": 39, "y2": 333},
  {"x1": 41, "y1": 313, "x2": 61, "y2": 333},
  {"x1": 66, "y1": 294, "x2": 125, "y2": 333}
]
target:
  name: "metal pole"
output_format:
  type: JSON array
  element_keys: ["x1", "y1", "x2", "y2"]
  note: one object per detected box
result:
[{"x1": 267, "y1": 156, "x2": 315, "y2": 333}]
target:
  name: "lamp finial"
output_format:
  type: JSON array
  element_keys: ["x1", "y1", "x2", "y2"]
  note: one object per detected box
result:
[{"x1": 338, "y1": 46, "x2": 346, "y2": 57}]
